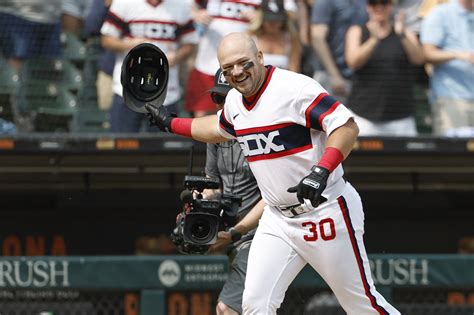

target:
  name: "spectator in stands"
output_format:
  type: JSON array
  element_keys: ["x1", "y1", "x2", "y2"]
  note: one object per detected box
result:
[
  {"x1": 0, "y1": 0, "x2": 62, "y2": 71},
  {"x1": 84, "y1": 0, "x2": 115, "y2": 111},
  {"x1": 247, "y1": 0, "x2": 301, "y2": 72},
  {"x1": 62, "y1": 0, "x2": 94, "y2": 38},
  {"x1": 310, "y1": 0, "x2": 368, "y2": 104},
  {"x1": 420, "y1": 0, "x2": 474, "y2": 137},
  {"x1": 100, "y1": 0, "x2": 198, "y2": 133},
  {"x1": 184, "y1": 0, "x2": 297, "y2": 118},
  {"x1": 345, "y1": 0, "x2": 425, "y2": 136},
  {"x1": 390, "y1": 1, "x2": 448, "y2": 135}
]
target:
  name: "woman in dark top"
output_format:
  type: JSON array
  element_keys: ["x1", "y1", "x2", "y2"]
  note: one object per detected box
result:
[{"x1": 345, "y1": 0, "x2": 425, "y2": 136}]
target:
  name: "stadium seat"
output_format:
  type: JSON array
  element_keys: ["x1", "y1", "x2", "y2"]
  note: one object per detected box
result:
[
  {"x1": 21, "y1": 58, "x2": 83, "y2": 92},
  {"x1": 77, "y1": 83, "x2": 99, "y2": 108},
  {"x1": 60, "y1": 31, "x2": 87, "y2": 63},
  {"x1": 0, "y1": 57, "x2": 20, "y2": 122},
  {"x1": 72, "y1": 108, "x2": 110, "y2": 133},
  {"x1": 18, "y1": 82, "x2": 77, "y2": 132}
]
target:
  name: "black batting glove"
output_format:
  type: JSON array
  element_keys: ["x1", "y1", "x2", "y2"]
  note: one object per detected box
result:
[
  {"x1": 287, "y1": 166, "x2": 329, "y2": 207},
  {"x1": 145, "y1": 103, "x2": 177, "y2": 132}
]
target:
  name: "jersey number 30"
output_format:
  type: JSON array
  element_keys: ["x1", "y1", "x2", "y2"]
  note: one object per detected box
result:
[{"x1": 302, "y1": 218, "x2": 336, "y2": 242}]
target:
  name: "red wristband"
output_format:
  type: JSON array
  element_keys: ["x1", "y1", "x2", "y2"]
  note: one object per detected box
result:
[
  {"x1": 170, "y1": 118, "x2": 193, "y2": 138},
  {"x1": 317, "y1": 147, "x2": 344, "y2": 172}
]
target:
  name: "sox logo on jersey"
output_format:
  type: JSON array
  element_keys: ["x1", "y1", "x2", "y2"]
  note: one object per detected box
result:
[
  {"x1": 206, "y1": 1, "x2": 257, "y2": 21},
  {"x1": 237, "y1": 131, "x2": 285, "y2": 156},
  {"x1": 129, "y1": 22, "x2": 177, "y2": 41}
]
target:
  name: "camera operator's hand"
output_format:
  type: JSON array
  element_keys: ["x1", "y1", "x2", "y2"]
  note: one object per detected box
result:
[
  {"x1": 208, "y1": 227, "x2": 242, "y2": 253},
  {"x1": 145, "y1": 104, "x2": 176, "y2": 132},
  {"x1": 208, "y1": 231, "x2": 232, "y2": 253}
]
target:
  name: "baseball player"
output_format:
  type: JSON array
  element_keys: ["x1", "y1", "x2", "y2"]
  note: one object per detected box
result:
[
  {"x1": 185, "y1": 0, "x2": 297, "y2": 117},
  {"x1": 144, "y1": 32, "x2": 400, "y2": 314},
  {"x1": 101, "y1": 0, "x2": 198, "y2": 132},
  {"x1": 205, "y1": 68, "x2": 265, "y2": 315}
]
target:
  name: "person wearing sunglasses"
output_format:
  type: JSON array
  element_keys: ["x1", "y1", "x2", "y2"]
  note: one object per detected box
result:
[{"x1": 205, "y1": 69, "x2": 265, "y2": 315}]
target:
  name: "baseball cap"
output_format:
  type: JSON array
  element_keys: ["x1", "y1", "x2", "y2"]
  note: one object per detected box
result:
[{"x1": 209, "y1": 68, "x2": 232, "y2": 95}]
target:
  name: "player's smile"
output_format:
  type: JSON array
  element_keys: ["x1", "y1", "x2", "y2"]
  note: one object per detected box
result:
[{"x1": 235, "y1": 75, "x2": 248, "y2": 84}]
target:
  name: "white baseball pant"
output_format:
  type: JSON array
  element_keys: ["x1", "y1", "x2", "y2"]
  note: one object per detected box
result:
[{"x1": 242, "y1": 183, "x2": 400, "y2": 315}]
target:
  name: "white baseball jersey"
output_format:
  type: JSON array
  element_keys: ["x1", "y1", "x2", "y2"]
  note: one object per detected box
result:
[
  {"x1": 194, "y1": 0, "x2": 297, "y2": 75},
  {"x1": 217, "y1": 67, "x2": 401, "y2": 314},
  {"x1": 101, "y1": 0, "x2": 198, "y2": 104},
  {"x1": 217, "y1": 66, "x2": 351, "y2": 208}
]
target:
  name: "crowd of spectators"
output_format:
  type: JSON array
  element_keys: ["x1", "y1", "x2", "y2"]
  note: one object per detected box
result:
[{"x1": 0, "y1": 0, "x2": 472, "y2": 137}]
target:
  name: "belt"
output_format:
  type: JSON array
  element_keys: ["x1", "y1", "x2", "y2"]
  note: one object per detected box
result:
[{"x1": 278, "y1": 204, "x2": 311, "y2": 218}]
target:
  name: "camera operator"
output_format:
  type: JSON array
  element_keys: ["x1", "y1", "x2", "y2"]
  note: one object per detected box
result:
[{"x1": 204, "y1": 69, "x2": 265, "y2": 315}]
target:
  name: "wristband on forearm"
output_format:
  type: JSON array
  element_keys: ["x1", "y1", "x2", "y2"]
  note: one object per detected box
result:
[
  {"x1": 170, "y1": 118, "x2": 193, "y2": 138},
  {"x1": 228, "y1": 227, "x2": 242, "y2": 242},
  {"x1": 317, "y1": 147, "x2": 344, "y2": 173}
]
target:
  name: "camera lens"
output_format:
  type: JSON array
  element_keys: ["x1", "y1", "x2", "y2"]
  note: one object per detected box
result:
[
  {"x1": 191, "y1": 219, "x2": 211, "y2": 240},
  {"x1": 183, "y1": 213, "x2": 219, "y2": 245}
]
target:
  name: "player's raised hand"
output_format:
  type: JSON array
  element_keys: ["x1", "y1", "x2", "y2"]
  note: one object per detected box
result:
[
  {"x1": 287, "y1": 166, "x2": 329, "y2": 207},
  {"x1": 145, "y1": 104, "x2": 177, "y2": 132}
]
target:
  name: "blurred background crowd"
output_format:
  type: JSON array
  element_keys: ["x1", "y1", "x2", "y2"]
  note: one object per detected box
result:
[{"x1": 0, "y1": 0, "x2": 472, "y2": 137}]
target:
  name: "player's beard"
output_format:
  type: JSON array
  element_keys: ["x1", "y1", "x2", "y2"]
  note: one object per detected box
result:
[{"x1": 235, "y1": 67, "x2": 266, "y2": 97}]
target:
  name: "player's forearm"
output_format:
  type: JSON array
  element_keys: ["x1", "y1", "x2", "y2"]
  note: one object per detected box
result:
[
  {"x1": 190, "y1": 115, "x2": 229, "y2": 143},
  {"x1": 325, "y1": 118, "x2": 359, "y2": 159},
  {"x1": 233, "y1": 199, "x2": 265, "y2": 235}
]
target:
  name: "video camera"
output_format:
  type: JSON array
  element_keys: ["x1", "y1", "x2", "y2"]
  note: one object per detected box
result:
[{"x1": 171, "y1": 175, "x2": 242, "y2": 254}]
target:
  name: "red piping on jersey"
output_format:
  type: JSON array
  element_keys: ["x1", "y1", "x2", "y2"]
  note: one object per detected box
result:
[
  {"x1": 338, "y1": 197, "x2": 389, "y2": 315},
  {"x1": 247, "y1": 144, "x2": 313, "y2": 162},
  {"x1": 123, "y1": 35, "x2": 177, "y2": 43},
  {"x1": 213, "y1": 16, "x2": 249, "y2": 23},
  {"x1": 128, "y1": 20, "x2": 178, "y2": 25},
  {"x1": 318, "y1": 101, "x2": 340, "y2": 127},
  {"x1": 235, "y1": 122, "x2": 293, "y2": 136},
  {"x1": 242, "y1": 66, "x2": 275, "y2": 111},
  {"x1": 219, "y1": 0, "x2": 258, "y2": 6},
  {"x1": 305, "y1": 93, "x2": 328, "y2": 128}
]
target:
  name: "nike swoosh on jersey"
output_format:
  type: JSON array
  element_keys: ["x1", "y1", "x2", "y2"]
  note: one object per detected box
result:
[{"x1": 233, "y1": 113, "x2": 240, "y2": 120}]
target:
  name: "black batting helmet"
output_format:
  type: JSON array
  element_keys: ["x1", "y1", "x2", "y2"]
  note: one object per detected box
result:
[{"x1": 120, "y1": 43, "x2": 169, "y2": 113}]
